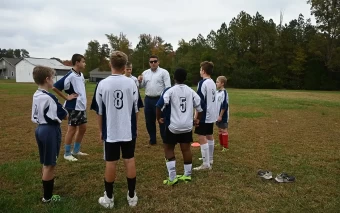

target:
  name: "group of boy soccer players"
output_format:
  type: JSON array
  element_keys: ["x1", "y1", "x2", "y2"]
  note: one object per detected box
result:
[{"x1": 31, "y1": 51, "x2": 229, "y2": 208}]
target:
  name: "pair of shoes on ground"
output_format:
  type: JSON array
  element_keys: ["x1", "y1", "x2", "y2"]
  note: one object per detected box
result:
[
  {"x1": 64, "y1": 151, "x2": 89, "y2": 162},
  {"x1": 257, "y1": 170, "x2": 295, "y2": 183},
  {"x1": 98, "y1": 191, "x2": 138, "y2": 209},
  {"x1": 163, "y1": 174, "x2": 192, "y2": 186}
]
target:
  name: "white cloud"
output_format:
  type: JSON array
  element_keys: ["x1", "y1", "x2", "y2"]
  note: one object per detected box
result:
[{"x1": 0, "y1": 0, "x2": 314, "y2": 59}]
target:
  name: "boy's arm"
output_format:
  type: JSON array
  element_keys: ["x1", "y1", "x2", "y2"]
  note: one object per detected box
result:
[
  {"x1": 52, "y1": 87, "x2": 78, "y2": 101},
  {"x1": 156, "y1": 107, "x2": 164, "y2": 123},
  {"x1": 95, "y1": 82, "x2": 103, "y2": 142}
]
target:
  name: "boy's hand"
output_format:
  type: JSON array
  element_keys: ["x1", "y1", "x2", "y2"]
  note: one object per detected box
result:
[
  {"x1": 138, "y1": 75, "x2": 143, "y2": 82},
  {"x1": 158, "y1": 118, "x2": 164, "y2": 124},
  {"x1": 194, "y1": 119, "x2": 200, "y2": 127},
  {"x1": 67, "y1": 93, "x2": 78, "y2": 100},
  {"x1": 217, "y1": 116, "x2": 222, "y2": 122}
]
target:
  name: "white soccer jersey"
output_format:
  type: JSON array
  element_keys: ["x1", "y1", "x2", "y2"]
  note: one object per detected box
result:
[
  {"x1": 216, "y1": 89, "x2": 229, "y2": 123},
  {"x1": 96, "y1": 75, "x2": 138, "y2": 142},
  {"x1": 156, "y1": 84, "x2": 203, "y2": 134},
  {"x1": 53, "y1": 69, "x2": 87, "y2": 111},
  {"x1": 129, "y1": 75, "x2": 139, "y2": 88},
  {"x1": 197, "y1": 78, "x2": 217, "y2": 123},
  {"x1": 31, "y1": 89, "x2": 68, "y2": 124}
]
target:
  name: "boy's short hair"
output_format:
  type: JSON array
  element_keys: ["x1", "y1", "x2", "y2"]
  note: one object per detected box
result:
[
  {"x1": 149, "y1": 55, "x2": 158, "y2": 59},
  {"x1": 200, "y1": 61, "x2": 214, "y2": 75},
  {"x1": 71, "y1": 54, "x2": 85, "y2": 66},
  {"x1": 33, "y1": 66, "x2": 55, "y2": 85},
  {"x1": 217, "y1": 76, "x2": 228, "y2": 87},
  {"x1": 110, "y1": 51, "x2": 128, "y2": 70},
  {"x1": 174, "y1": 68, "x2": 187, "y2": 83},
  {"x1": 126, "y1": 61, "x2": 132, "y2": 68}
]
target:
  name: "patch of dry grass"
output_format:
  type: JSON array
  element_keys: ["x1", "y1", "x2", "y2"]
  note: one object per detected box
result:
[{"x1": 0, "y1": 82, "x2": 339, "y2": 212}]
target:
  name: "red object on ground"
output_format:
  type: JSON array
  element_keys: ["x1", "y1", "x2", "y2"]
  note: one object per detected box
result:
[{"x1": 191, "y1": 142, "x2": 200, "y2": 147}]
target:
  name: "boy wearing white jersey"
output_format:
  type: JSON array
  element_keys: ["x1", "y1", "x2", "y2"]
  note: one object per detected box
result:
[
  {"x1": 96, "y1": 51, "x2": 139, "y2": 209},
  {"x1": 53, "y1": 54, "x2": 88, "y2": 162},
  {"x1": 194, "y1": 61, "x2": 217, "y2": 171},
  {"x1": 215, "y1": 76, "x2": 229, "y2": 151},
  {"x1": 156, "y1": 68, "x2": 202, "y2": 185},
  {"x1": 124, "y1": 61, "x2": 144, "y2": 109},
  {"x1": 31, "y1": 66, "x2": 68, "y2": 203}
]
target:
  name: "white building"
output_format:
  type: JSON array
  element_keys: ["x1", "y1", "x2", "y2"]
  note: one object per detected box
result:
[{"x1": 16, "y1": 58, "x2": 72, "y2": 83}]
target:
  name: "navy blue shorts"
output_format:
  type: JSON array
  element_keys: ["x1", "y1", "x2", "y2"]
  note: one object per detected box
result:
[{"x1": 35, "y1": 124, "x2": 61, "y2": 166}]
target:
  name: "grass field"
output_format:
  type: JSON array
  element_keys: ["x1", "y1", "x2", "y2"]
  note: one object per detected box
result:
[{"x1": 0, "y1": 80, "x2": 339, "y2": 213}]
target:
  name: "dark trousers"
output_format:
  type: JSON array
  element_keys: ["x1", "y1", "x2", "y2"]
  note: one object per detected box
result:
[{"x1": 144, "y1": 96, "x2": 165, "y2": 144}]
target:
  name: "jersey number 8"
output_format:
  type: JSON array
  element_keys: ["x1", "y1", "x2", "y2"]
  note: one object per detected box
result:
[{"x1": 113, "y1": 90, "x2": 123, "y2": 109}]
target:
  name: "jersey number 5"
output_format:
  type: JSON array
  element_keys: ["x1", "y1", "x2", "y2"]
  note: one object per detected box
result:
[
  {"x1": 113, "y1": 90, "x2": 123, "y2": 109},
  {"x1": 180, "y1": 97, "x2": 186, "y2": 113}
]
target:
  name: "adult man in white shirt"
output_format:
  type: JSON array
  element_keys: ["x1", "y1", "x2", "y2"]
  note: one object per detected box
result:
[{"x1": 138, "y1": 55, "x2": 171, "y2": 146}]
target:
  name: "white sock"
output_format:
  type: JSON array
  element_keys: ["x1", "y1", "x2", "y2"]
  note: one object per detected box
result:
[
  {"x1": 184, "y1": 164, "x2": 192, "y2": 176},
  {"x1": 166, "y1": 160, "x2": 176, "y2": 181},
  {"x1": 208, "y1": 140, "x2": 214, "y2": 162},
  {"x1": 200, "y1": 143, "x2": 210, "y2": 167}
]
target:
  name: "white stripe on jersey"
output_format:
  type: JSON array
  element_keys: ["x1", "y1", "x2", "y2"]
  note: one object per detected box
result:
[
  {"x1": 96, "y1": 75, "x2": 138, "y2": 142},
  {"x1": 31, "y1": 89, "x2": 68, "y2": 124},
  {"x1": 197, "y1": 78, "x2": 217, "y2": 123},
  {"x1": 161, "y1": 84, "x2": 202, "y2": 134}
]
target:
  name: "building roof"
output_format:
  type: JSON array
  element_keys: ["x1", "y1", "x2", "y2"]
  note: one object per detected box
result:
[
  {"x1": 1, "y1": 57, "x2": 22, "y2": 66},
  {"x1": 21, "y1": 58, "x2": 72, "y2": 70},
  {"x1": 89, "y1": 68, "x2": 111, "y2": 75}
]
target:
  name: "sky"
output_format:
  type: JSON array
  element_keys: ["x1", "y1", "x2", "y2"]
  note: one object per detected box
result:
[{"x1": 0, "y1": 0, "x2": 315, "y2": 60}]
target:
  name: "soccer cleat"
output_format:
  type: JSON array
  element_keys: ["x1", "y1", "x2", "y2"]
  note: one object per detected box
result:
[
  {"x1": 198, "y1": 158, "x2": 213, "y2": 165},
  {"x1": 71, "y1": 151, "x2": 89, "y2": 156},
  {"x1": 98, "y1": 192, "x2": 114, "y2": 209},
  {"x1": 127, "y1": 191, "x2": 138, "y2": 207},
  {"x1": 275, "y1": 173, "x2": 295, "y2": 183},
  {"x1": 257, "y1": 170, "x2": 273, "y2": 180},
  {"x1": 222, "y1": 147, "x2": 228, "y2": 152},
  {"x1": 193, "y1": 164, "x2": 212, "y2": 171},
  {"x1": 42, "y1": 195, "x2": 61, "y2": 203},
  {"x1": 163, "y1": 177, "x2": 178, "y2": 186},
  {"x1": 64, "y1": 155, "x2": 78, "y2": 161},
  {"x1": 176, "y1": 175, "x2": 192, "y2": 182}
]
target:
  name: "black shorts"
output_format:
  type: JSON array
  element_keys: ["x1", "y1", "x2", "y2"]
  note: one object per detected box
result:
[
  {"x1": 194, "y1": 123, "x2": 214, "y2": 136},
  {"x1": 104, "y1": 139, "x2": 136, "y2": 161},
  {"x1": 164, "y1": 127, "x2": 193, "y2": 144},
  {"x1": 35, "y1": 124, "x2": 61, "y2": 166},
  {"x1": 67, "y1": 110, "x2": 87, "y2": 126}
]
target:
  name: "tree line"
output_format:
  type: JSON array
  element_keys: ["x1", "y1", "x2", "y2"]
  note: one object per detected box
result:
[
  {"x1": 83, "y1": 0, "x2": 340, "y2": 90},
  {"x1": 0, "y1": 48, "x2": 30, "y2": 58}
]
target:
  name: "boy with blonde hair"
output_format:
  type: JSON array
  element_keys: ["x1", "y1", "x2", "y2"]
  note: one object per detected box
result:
[{"x1": 31, "y1": 66, "x2": 68, "y2": 202}]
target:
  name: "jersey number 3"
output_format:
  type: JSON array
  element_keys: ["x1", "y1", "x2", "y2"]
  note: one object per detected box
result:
[
  {"x1": 113, "y1": 90, "x2": 123, "y2": 109},
  {"x1": 180, "y1": 97, "x2": 186, "y2": 113}
]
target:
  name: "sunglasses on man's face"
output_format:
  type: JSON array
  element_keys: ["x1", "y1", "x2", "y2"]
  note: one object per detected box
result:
[{"x1": 149, "y1": 60, "x2": 158, "y2": 64}]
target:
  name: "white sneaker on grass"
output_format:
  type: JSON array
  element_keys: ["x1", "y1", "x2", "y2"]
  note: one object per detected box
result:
[
  {"x1": 127, "y1": 191, "x2": 138, "y2": 207},
  {"x1": 72, "y1": 151, "x2": 89, "y2": 156},
  {"x1": 98, "y1": 192, "x2": 114, "y2": 209},
  {"x1": 193, "y1": 164, "x2": 212, "y2": 171},
  {"x1": 198, "y1": 158, "x2": 213, "y2": 165},
  {"x1": 64, "y1": 155, "x2": 78, "y2": 162}
]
